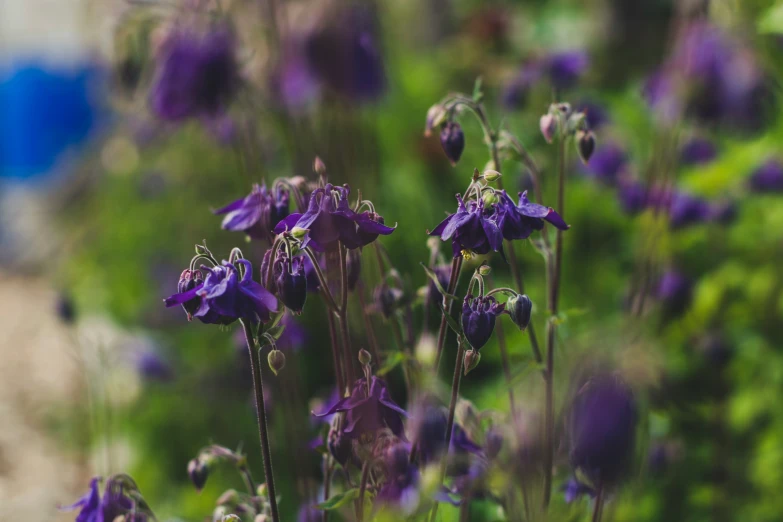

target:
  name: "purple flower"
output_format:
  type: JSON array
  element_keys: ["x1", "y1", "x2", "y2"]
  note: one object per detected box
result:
[
  {"x1": 150, "y1": 27, "x2": 239, "y2": 121},
  {"x1": 214, "y1": 184, "x2": 290, "y2": 240},
  {"x1": 277, "y1": 315, "x2": 308, "y2": 352},
  {"x1": 440, "y1": 122, "x2": 465, "y2": 166},
  {"x1": 461, "y1": 295, "x2": 504, "y2": 350},
  {"x1": 680, "y1": 138, "x2": 718, "y2": 166},
  {"x1": 668, "y1": 191, "x2": 711, "y2": 229},
  {"x1": 314, "y1": 376, "x2": 407, "y2": 442},
  {"x1": 581, "y1": 143, "x2": 627, "y2": 185},
  {"x1": 375, "y1": 443, "x2": 420, "y2": 513},
  {"x1": 61, "y1": 476, "x2": 147, "y2": 522},
  {"x1": 501, "y1": 65, "x2": 542, "y2": 109},
  {"x1": 171, "y1": 269, "x2": 204, "y2": 321},
  {"x1": 656, "y1": 270, "x2": 692, "y2": 316},
  {"x1": 574, "y1": 99, "x2": 609, "y2": 130},
  {"x1": 135, "y1": 350, "x2": 174, "y2": 382},
  {"x1": 274, "y1": 184, "x2": 394, "y2": 251},
  {"x1": 617, "y1": 180, "x2": 648, "y2": 215},
  {"x1": 426, "y1": 263, "x2": 451, "y2": 308},
  {"x1": 561, "y1": 477, "x2": 596, "y2": 503},
  {"x1": 164, "y1": 259, "x2": 278, "y2": 325},
  {"x1": 545, "y1": 51, "x2": 589, "y2": 90},
  {"x1": 494, "y1": 191, "x2": 569, "y2": 241},
  {"x1": 297, "y1": 504, "x2": 321, "y2": 522},
  {"x1": 707, "y1": 199, "x2": 737, "y2": 225},
  {"x1": 749, "y1": 159, "x2": 783, "y2": 193},
  {"x1": 413, "y1": 404, "x2": 482, "y2": 466},
  {"x1": 429, "y1": 195, "x2": 502, "y2": 258},
  {"x1": 56, "y1": 292, "x2": 77, "y2": 324},
  {"x1": 274, "y1": 254, "x2": 308, "y2": 314},
  {"x1": 569, "y1": 374, "x2": 637, "y2": 485}
]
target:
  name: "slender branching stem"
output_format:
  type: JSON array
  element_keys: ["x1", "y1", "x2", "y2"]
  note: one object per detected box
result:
[
  {"x1": 338, "y1": 245, "x2": 356, "y2": 384},
  {"x1": 433, "y1": 256, "x2": 463, "y2": 373},
  {"x1": 357, "y1": 460, "x2": 372, "y2": 522},
  {"x1": 240, "y1": 320, "x2": 280, "y2": 522},
  {"x1": 591, "y1": 483, "x2": 605, "y2": 522}
]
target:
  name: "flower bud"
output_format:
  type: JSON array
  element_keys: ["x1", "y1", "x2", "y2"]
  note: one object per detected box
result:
[
  {"x1": 425, "y1": 104, "x2": 447, "y2": 137},
  {"x1": 358, "y1": 348, "x2": 372, "y2": 366},
  {"x1": 461, "y1": 295, "x2": 504, "y2": 350},
  {"x1": 267, "y1": 349, "x2": 286, "y2": 375},
  {"x1": 478, "y1": 265, "x2": 492, "y2": 276},
  {"x1": 463, "y1": 348, "x2": 481, "y2": 376},
  {"x1": 187, "y1": 458, "x2": 209, "y2": 491},
  {"x1": 483, "y1": 170, "x2": 502, "y2": 182},
  {"x1": 257, "y1": 483, "x2": 268, "y2": 498},
  {"x1": 440, "y1": 122, "x2": 465, "y2": 166},
  {"x1": 291, "y1": 226, "x2": 309, "y2": 239},
  {"x1": 275, "y1": 256, "x2": 307, "y2": 314},
  {"x1": 506, "y1": 293, "x2": 532, "y2": 331},
  {"x1": 576, "y1": 130, "x2": 596, "y2": 164},
  {"x1": 540, "y1": 113, "x2": 557, "y2": 143},
  {"x1": 177, "y1": 270, "x2": 204, "y2": 321},
  {"x1": 482, "y1": 191, "x2": 500, "y2": 207},
  {"x1": 216, "y1": 489, "x2": 239, "y2": 506},
  {"x1": 313, "y1": 156, "x2": 326, "y2": 176}
]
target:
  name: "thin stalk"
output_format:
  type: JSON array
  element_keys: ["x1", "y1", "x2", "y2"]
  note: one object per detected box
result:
[
  {"x1": 494, "y1": 320, "x2": 518, "y2": 421},
  {"x1": 543, "y1": 130, "x2": 568, "y2": 509},
  {"x1": 428, "y1": 338, "x2": 466, "y2": 522},
  {"x1": 390, "y1": 317, "x2": 412, "y2": 396},
  {"x1": 591, "y1": 483, "x2": 605, "y2": 522},
  {"x1": 357, "y1": 460, "x2": 372, "y2": 522},
  {"x1": 325, "y1": 305, "x2": 345, "y2": 394},
  {"x1": 433, "y1": 256, "x2": 463, "y2": 373},
  {"x1": 322, "y1": 458, "x2": 333, "y2": 522},
  {"x1": 357, "y1": 288, "x2": 382, "y2": 365},
  {"x1": 338, "y1": 245, "x2": 356, "y2": 384},
  {"x1": 240, "y1": 320, "x2": 280, "y2": 522},
  {"x1": 237, "y1": 464, "x2": 260, "y2": 512}
]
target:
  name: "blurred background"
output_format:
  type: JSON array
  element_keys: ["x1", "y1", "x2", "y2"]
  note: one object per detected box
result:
[{"x1": 2, "y1": 0, "x2": 783, "y2": 521}]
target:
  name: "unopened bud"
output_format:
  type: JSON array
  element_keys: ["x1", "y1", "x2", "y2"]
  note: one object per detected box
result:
[
  {"x1": 540, "y1": 114, "x2": 557, "y2": 144},
  {"x1": 482, "y1": 191, "x2": 500, "y2": 207},
  {"x1": 216, "y1": 489, "x2": 239, "y2": 506},
  {"x1": 440, "y1": 122, "x2": 465, "y2": 166},
  {"x1": 478, "y1": 265, "x2": 492, "y2": 276},
  {"x1": 425, "y1": 104, "x2": 447, "y2": 137},
  {"x1": 313, "y1": 156, "x2": 326, "y2": 176},
  {"x1": 483, "y1": 170, "x2": 502, "y2": 182},
  {"x1": 576, "y1": 130, "x2": 596, "y2": 164},
  {"x1": 463, "y1": 349, "x2": 481, "y2": 376},
  {"x1": 268, "y1": 349, "x2": 286, "y2": 375},
  {"x1": 257, "y1": 483, "x2": 268, "y2": 498},
  {"x1": 358, "y1": 348, "x2": 372, "y2": 366},
  {"x1": 187, "y1": 458, "x2": 209, "y2": 491},
  {"x1": 506, "y1": 293, "x2": 533, "y2": 331},
  {"x1": 290, "y1": 226, "x2": 308, "y2": 239}
]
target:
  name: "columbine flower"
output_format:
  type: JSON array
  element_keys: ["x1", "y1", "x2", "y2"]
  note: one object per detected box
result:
[
  {"x1": 214, "y1": 184, "x2": 290, "y2": 240},
  {"x1": 461, "y1": 295, "x2": 504, "y2": 350},
  {"x1": 274, "y1": 254, "x2": 308, "y2": 314},
  {"x1": 274, "y1": 184, "x2": 394, "y2": 251},
  {"x1": 617, "y1": 179, "x2": 648, "y2": 215},
  {"x1": 680, "y1": 137, "x2": 718, "y2": 166},
  {"x1": 172, "y1": 269, "x2": 204, "y2": 321},
  {"x1": 505, "y1": 293, "x2": 532, "y2": 331},
  {"x1": 314, "y1": 376, "x2": 407, "y2": 443},
  {"x1": 164, "y1": 259, "x2": 277, "y2": 325},
  {"x1": 375, "y1": 443, "x2": 420, "y2": 514},
  {"x1": 568, "y1": 374, "x2": 637, "y2": 486},
  {"x1": 439, "y1": 122, "x2": 465, "y2": 166},
  {"x1": 150, "y1": 26, "x2": 239, "y2": 122},
  {"x1": 429, "y1": 195, "x2": 502, "y2": 258},
  {"x1": 749, "y1": 159, "x2": 783, "y2": 193},
  {"x1": 61, "y1": 476, "x2": 149, "y2": 522},
  {"x1": 412, "y1": 403, "x2": 482, "y2": 467},
  {"x1": 425, "y1": 263, "x2": 452, "y2": 308},
  {"x1": 581, "y1": 142, "x2": 627, "y2": 185},
  {"x1": 494, "y1": 191, "x2": 569, "y2": 241},
  {"x1": 668, "y1": 191, "x2": 711, "y2": 229}
]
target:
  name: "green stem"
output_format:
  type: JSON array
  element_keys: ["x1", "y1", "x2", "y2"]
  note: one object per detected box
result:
[
  {"x1": 433, "y1": 256, "x2": 463, "y2": 373},
  {"x1": 591, "y1": 483, "x2": 605, "y2": 522},
  {"x1": 240, "y1": 320, "x2": 280, "y2": 522},
  {"x1": 338, "y1": 245, "x2": 356, "y2": 385}
]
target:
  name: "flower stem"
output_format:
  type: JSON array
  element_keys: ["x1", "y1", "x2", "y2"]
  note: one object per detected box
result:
[
  {"x1": 433, "y1": 256, "x2": 463, "y2": 373},
  {"x1": 322, "y1": 458, "x2": 333, "y2": 522},
  {"x1": 428, "y1": 337, "x2": 466, "y2": 522},
  {"x1": 591, "y1": 483, "x2": 605, "y2": 522},
  {"x1": 357, "y1": 460, "x2": 372, "y2": 522},
  {"x1": 325, "y1": 304, "x2": 345, "y2": 394},
  {"x1": 338, "y1": 245, "x2": 356, "y2": 385},
  {"x1": 237, "y1": 464, "x2": 260, "y2": 512},
  {"x1": 543, "y1": 129, "x2": 568, "y2": 509},
  {"x1": 240, "y1": 320, "x2": 280, "y2": 522}
]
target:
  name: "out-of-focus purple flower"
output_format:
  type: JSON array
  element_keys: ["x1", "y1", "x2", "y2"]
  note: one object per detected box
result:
[
  {"x1": 561, "y1": 477, "x2": 596, "y2": 503},
  {"x1": 314, "y1": 376, "x2": 407, "y2": 442},
  {"x1": 494, "y1": 191, "x2": 569, "y2": 241},
  {"x1": 150, "y1": 26, "x2": 239, "y2": 122},
  {"x1": 135, "y1": 350, "x2": 174, "y2": 382},
  {"x1": 656, "y1": 270, "x2": 692, "y2": 316},
  {"x1": 574, "y1": 99, "x2": 609, "y2": 130},
  {"x1": 271, "y1": 41, "x2": 320, "y2": 109},
  {"x1": 568, "y1": 374, "x2": 637, "y2": 486},
  {"x1": 204, "y1": 115, "x2": 237, "y2": 146},
  {"x1": 373, "y1": 283, "x2": 403, "y2": 319},
  {"x1": 647, "y1": 442, "x2": 669, "y2": 475},
  {"x1": 297, "y1": 504, "x2": 321, "y2": 522},
  {"x1": 375, "y1": 443, "x2": 420, "y2": 514},
  {"x1": 304, "y1": 6, "x2": 386, "y2": 102},
  {"x1": 545, "y1": 51, "x2": 589, "y2": 90},
  {"x1": 412, "y1": 403, "x2": 482, "y2": 467},
  {"x1": 61, "y1": 476, "x2": 148, "y2": 522},
  {"x1": 707, "y1": 199, "x2": 737, "y2": 226},
  {"x1": 501, "y1": 66, "x2": 541, "y2": 109},
  {"x1": 214, "y1": 184, "x2": 290, "y2": 240},
  {"x1": 581, "y1": 142, "x2": 627, "y2": 185},
  {"x1": 277, "y1": 315, "x2": 307, "y2": 352},
  {"x1": 274, "y1": 184, "x2": 394, "y2": 251},
  {"x1": 749, "y1": 159, "x2": 783, "y2": 193},
  {"x1": 461, "y1": 295, "x2": 504, "y2": 350},
  {"x1": 164, "y1": 260, "x2": 278, "y2": 326},
  {"x1": 426, "y1": 263, "x2": 451, "y2": 307},
  {"x1": 668, "y1": 191, "x2": 711, "y2": 229},
  {"x1": 617, "y1": 179, "x2": 648, "y2": 215},
  {"x1": 429, "y1": 195, "x2": 502, "y2": 258},
  {"x1": 680, "y1": 137, "x2": 718, "y2": 166}
]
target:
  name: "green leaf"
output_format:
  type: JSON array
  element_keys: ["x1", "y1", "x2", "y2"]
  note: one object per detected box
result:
[
  {"x1": 266, "y1": 309, "x2": 285, "y2": 331},
  {"x1": 420, "y1": 263, "x2": 458, "y2": 301},
  {"x1": 316, "y1": 488, "x2": 360, "y2": 510},
  {"x1": 472, "y1": 76, "x2": 484, "y2": 103},
  {"x1": 439, "y1": 305, "x2": 463, "y2": 336},
  {"x1": 377, "y1": 351, "x2": 406, "y2": 376}
]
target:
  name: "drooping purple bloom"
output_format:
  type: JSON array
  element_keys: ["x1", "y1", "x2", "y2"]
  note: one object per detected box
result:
[
  {"x1": 61, "y1": 477, "x2": 102, "y2": 522},
  {"x1": 375, "y1": 443, "x2": 420, "y2": 513},
  {"x1": 494, "y1": 191, "x2": 569, "y2": 241},
  {"x1": 749, "y1": 159, "x2": 783, "y2": 193},
  {"x1": 274, "y1": 184, "x2": 394, "y2": 251},
  {"x1": 569, "y1": 374, "x2": 637, "y2": 485},
  {"x1": 545, "y1": 51, "x2": 589, "y2": 90},
  {"x1": 150, "y1": 27, "x2": 239, "y2": 121},
  {"x1": 214, "y1": 184, "x2": 290, "y2": 240},
  {"x1": 135, "y1": 350, "x2": 174, "y2": 382},
  {"x1": 314, "y1": 376, "x2": 407, "y2": 442},
  {"x1": 680, "y1": 137, "x2": 718, "y2": 165},
  {"x1": 274, "y1": 254, "x2": 308, "y2": 314},
  {"x1": 164, "y1": 259, "x2": 277, "y2": 325},
  {"x1": 668, "y1": 191, "x2": 711, "y2": 229},
  {"x1": 461, "y1": 295, "x2": 504, "y2": 350},
  {"x1": 581, "y1": 142, "x2": 627, "y2": 185},
  {"x1": 617, "y1": 179, "x2": 648, "y2": 215},
  {"x1": 61, "y1": 476, "x2": 147, "y2": 522},
  {"x1": 440, "y1": 122, "x2": 465, "y2": 166},
  {"x1": 171, "y1": 269, "x2": 204, "y2": 321},
  {"x1": 429, "y1": 195, "x2": 502, "y2": 258}
]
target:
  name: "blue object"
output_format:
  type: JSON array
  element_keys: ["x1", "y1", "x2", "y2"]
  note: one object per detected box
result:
[{"x1": 0, "y1": 62, "x2": 105, "y2": 179}]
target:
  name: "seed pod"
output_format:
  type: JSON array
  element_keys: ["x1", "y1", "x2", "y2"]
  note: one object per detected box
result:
[
  {"x1": 463, "y1": 349, "x2": 481, "y2": 376},
  {"x1": 268, "y1": 349, "x2": 286, "y2": 375}
]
